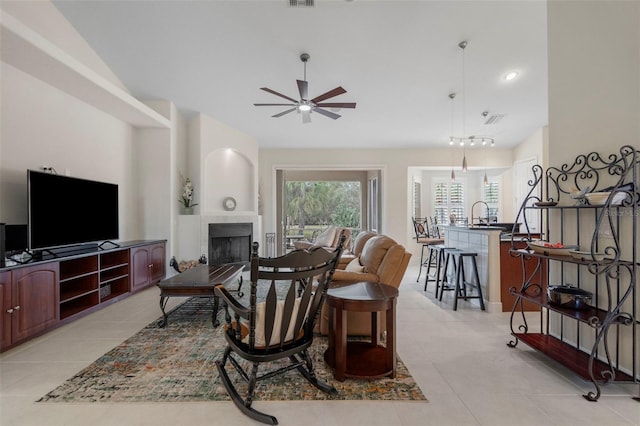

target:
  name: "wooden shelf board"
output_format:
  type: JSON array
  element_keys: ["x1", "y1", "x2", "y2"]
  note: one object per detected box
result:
[
  {"x1": 59, "y1": 271, "x2": 98, "y2": 284},
  {"x1": 60, "y1": 288, "x2": 98, "y2": 304},
  {"x1": 509, "y1": 290, "x2": 620, "y2": 325},
  {"x1": 514, "y1": 333, "x2": 636, "y2": 382},
  {"x1": 100, "y1": 274, "x2": 129, "y2": 286}
]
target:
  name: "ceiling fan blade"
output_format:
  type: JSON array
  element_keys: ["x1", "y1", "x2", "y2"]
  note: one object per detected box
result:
[
  {"x1": 310, "y1": 86, "x2": 347, "y2": 103},
  {"x1": 272, "y1": 107, "x2": 297, "y2": 118},
  {"x1": 315, "y1": 102, "x2": 356, "y2": 109},
  {"x1": 302, "y1": 110, "x2": 311, "y2": 124},
  {"x1": 260, "y1": 87, "x2": 298, "y2": 103},
  {"x1": 313, "y1": 107, "x2": 341, "y2": 120},
  {"x1": 254, "y1": 103, "x2": 297, "y2": 106},
  {"x1": 297, "y1": 80, "x2": 308, "y2": 100}
]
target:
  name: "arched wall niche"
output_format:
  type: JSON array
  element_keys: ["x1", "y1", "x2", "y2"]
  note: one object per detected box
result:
[{"x1": 203, "y1": 148, "x2": 255, "y2": 213}]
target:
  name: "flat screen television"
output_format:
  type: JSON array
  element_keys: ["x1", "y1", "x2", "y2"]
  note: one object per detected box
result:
[{"x1": 28, "y1": 170, "x2": 119, "y2": 251}]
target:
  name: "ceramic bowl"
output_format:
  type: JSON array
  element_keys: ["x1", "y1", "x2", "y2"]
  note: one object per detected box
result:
[{"x1": 584, "y1": 192, "x2": 611, "y2": 205}]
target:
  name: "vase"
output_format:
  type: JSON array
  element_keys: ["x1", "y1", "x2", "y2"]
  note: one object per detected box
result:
[{"x1": 182, "y1": 207, "x2": 194, "y2": 215}]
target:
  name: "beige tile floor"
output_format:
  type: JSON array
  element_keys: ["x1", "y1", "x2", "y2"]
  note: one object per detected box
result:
[{"x1": 1, "y1": 264, "x2": 638, "y2": 426}]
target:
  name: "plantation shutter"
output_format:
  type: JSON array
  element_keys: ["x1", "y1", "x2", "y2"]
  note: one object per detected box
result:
[
  {"x1": 483, "y1": 180, "x2": 500, "y2": 220},
  {"x1": 433, "y1": 178, "x2": 466, "y2": 224}
]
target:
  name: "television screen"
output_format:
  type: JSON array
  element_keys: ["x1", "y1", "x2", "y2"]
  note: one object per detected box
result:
[{"x1": 28, "y1": 170, "x2": 119, "y2": 250}]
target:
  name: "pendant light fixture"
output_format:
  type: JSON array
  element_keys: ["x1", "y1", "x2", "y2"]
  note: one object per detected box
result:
[
  {"x1": 483, "y1": 139, "x2": 489, "y2": 185},
  {"x1": 449, "y1": 40, "x2": 496, "y2": 172},
  {"x1": 459, "y1": 40, "x2": 468, "y2": 173},
  {"x1": 448, "y1": 92, "x2": 456, "y2": 181}
]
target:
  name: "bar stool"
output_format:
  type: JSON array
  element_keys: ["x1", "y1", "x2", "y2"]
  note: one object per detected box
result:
[
  {"x1": 424, "y1": 244, "x2": 453, "y2": 298},
  {"x1": 438, "y1": 248, "x2": 461, "y2": 301},
  {"x1": 447, "y1": 250, "x2": 486, "y2": 311},
  {"x1": 412, "y1": 217, "x2": 444, "y2": 282}
]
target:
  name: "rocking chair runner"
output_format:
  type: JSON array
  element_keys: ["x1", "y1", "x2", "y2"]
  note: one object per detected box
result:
[{"x1": 214, "y1": 237, "x2": 345, "y2": 425}]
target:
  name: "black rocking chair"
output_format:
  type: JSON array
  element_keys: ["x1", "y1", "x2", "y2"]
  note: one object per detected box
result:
[{"x1": 215, "y1": 237, "x2": 345, "y2": 425}]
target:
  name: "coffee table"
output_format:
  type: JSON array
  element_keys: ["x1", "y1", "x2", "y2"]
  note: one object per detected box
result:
[
  {"x1": 156, "y1": 263, "x2": 244, "y2": 327},
  {"x1": 323, "y1": 281, "x2": 398, "y2": 381}
]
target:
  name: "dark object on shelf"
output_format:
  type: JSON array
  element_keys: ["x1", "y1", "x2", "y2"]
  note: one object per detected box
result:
[
  {"x1": 548, "y1": 285, "x2": 593, "y2": 310},
  {"x1": 99, "y1": 284, "x2": 112, "y2": 299},
  {"x1": 534, "y1": 201, "x2": 558, "y2": 207},
  {"x1": 0, "y1": 223, "x2": 5, "y2": 268}
]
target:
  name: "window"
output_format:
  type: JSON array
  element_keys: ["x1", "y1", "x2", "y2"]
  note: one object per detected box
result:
[
  {"x1": 433, "y1": 178, "x2": 466, "y2": 224},
  {"x1": 413, "y1": 181, "x2": 421, "y2": 218},
  {"x1": 483, "y1": 179, "x2": 500, "y2": 221},
  {"x1": 368, "y1": 177, "x2": 378, "y2": 232}
]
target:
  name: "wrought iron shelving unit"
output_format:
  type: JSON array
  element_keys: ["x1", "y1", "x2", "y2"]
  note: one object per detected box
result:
[{"x1": 507, "y1": 145, "x2": 639, "y2": 401}]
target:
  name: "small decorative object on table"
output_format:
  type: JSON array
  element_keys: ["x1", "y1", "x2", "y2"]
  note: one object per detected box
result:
[{"x1": 179, "y1": 176, "x2": 198, "y2": 214}]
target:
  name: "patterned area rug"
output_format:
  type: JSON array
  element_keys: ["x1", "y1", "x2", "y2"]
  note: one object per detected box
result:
[{"x1": 37, "y1": 296, "x2": 426, "y2": 403}]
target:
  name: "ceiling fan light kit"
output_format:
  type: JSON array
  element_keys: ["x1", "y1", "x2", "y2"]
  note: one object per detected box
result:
[{"x1": 254, "y1": 53, "x2": 356, "y2": 123}]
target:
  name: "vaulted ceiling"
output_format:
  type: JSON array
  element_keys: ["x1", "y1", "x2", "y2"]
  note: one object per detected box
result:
[{"x1": 53, "y1": 0, "x2": 548, "y2": 150}]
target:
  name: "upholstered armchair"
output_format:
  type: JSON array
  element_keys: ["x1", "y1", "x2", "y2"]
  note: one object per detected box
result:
[
  {"x1": 293, "y1": 225, "x2": 352, "y2": 252},
  {"x1": 318, "y1": 234, "x2": 412, "y2": 336},
  {"x1": 336, "y1": 230, "x2": 378, "y2": 269}
]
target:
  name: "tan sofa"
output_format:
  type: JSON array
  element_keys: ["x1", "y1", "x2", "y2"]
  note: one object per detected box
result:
[
  {"x1": 319, "y1": 233, "x2": 412, "y2": 336},
  {"x1": 293, "y1": 226, "x2": 352, "y2": 252}
]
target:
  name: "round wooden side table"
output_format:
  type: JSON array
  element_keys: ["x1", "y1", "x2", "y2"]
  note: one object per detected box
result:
[{"x1": 323, "y1": 281, "x2": 398, "y2": 381}]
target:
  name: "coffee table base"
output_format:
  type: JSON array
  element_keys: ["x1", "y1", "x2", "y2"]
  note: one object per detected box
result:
[{"x1": 156, "y1": 264, "x2": 244, "y2": 328}]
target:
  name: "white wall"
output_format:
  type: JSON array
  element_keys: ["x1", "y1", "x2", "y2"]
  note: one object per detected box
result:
[
  {"x1": 545, "y1": 0, "x2": 640, "y2": 380},
  {"x1": 0, "y1": 1, "x2": 175, "y2": 265},
  {"x1": 0, "y1": 63, "x2": 137, "y2": 240},
  {"x1": 548, "y1": 1, "x2": 639, "y2": 163},
  {"x1": 174, "y1": 113, "x2": 259, "y2": 261},
  {"x1": 1, "y1": 0, "x2": 128, "y2": 93},
  {"x1": 259, "y1": 147, "x2": 514, "y2": 263}
]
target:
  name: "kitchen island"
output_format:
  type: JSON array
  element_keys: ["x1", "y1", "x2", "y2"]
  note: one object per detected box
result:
[
  {"x1": 441, "y1": 225, "x2": 541, "y2": 313},
  {"x1": 441, "y1": 225, "x2": 504, "y2": 312}
]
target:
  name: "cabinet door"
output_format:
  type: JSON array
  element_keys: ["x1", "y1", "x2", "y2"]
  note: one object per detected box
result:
[
  {"x1": 150, "y1": 243, "x2": 166, "y2": 283},
  {"x1": 130, "y1": 246, "x2": 151, "y2": 292},
  {"x1": 11, "y1": 264, "x2": 59, "y2": 342},
  {"x1": 0, "y1": 271, "x2": 12, "y2": 350}
]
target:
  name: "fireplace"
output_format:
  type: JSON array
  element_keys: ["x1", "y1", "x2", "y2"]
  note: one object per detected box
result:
[{"x1": 208, "y1": 223, "x2": 252, "y2": 269}]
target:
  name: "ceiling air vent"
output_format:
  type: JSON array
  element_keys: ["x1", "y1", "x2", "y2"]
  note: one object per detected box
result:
[
  {"x1": 289, "y1": 0, "x2": 314, "y2": 6},
  {"x1": 484, "y1": 114, "x2": 505, "y2": 125}
]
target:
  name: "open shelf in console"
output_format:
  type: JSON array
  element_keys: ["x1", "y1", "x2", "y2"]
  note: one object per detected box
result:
[
  {"x1": 59, "y1": 256, "x2": 100, "y2": 319},
  {"x1": 60, "y1": 291, "x2": 100, "y2": 320},
  {"x1": 99, "y1": 249, "x2": 130, "y2": 301}
]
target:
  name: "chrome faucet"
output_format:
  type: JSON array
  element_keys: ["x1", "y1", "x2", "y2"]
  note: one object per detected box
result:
[{"x1": 471, "y1": 201, "x2": 490, "y2": 225}]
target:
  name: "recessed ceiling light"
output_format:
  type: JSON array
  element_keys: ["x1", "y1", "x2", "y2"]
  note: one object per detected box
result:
[{"x1": 505, "y1": 71, "x2": 519, "y2": 81}]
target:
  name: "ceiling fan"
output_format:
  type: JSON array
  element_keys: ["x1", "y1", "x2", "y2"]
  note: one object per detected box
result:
[{"x1": 254, "y1": 53, "x2": 356, "y2": 123}]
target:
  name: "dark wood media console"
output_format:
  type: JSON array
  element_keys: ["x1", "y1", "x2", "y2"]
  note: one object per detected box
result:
[{"x1": 0, "y1": 240, "x2": 166, "y2": 352}]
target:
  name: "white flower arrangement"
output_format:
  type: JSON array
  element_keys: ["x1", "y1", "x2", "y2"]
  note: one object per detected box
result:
[{"x1": 179, "y1": 177, "x2": 198, "y2": 208}]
